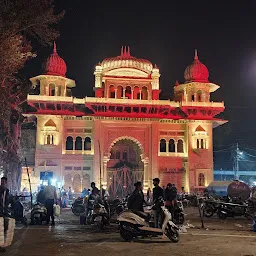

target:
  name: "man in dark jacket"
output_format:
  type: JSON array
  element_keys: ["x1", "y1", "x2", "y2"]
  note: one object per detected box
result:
[
  {"x1": 0, "y1": 177, "x2": 9, "y2": 217},
  {"x1": 152, "y1": 178, "x2": 163, "y2": 228},
  {"x1": 127, "y1": 182, "x2": 145, "y2": 212},
  {"x1": 0, "y1": 177, "x2": 10, "y2": 252}
]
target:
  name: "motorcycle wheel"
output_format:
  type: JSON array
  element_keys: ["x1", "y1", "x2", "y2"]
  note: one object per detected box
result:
[
  {"x1": 72, "y1": 206, "x2": 85, "y2": 216},
  {"x1": 120, "y1": 225, "x2": 135, "y2": 242},
  {"x1": 166, "y1": 224, "x2": 179, "y2": 243},
  {"x1": 218, "y1": 211, "x2": 227, "y2": 220},
  {"x1": 204, "y1": 207, "x2": 214, "y2": 218}
]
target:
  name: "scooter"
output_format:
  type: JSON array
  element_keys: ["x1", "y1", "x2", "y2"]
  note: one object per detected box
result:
[
  {"x1": 117, "y1": 198, "x2": 180, "y2": 242},
  {"x1": 173, "y1": 201, "x2": 185, "y2": 224},
  {"x1": 31, "y1": 203, "x2": 47, "y2": 225},
  {"x1": 9, "y1": 195, "x2": 28, "y2": 226},
  {"x1": 72, "y1": 197, "x2": 85, "y2": 216}
]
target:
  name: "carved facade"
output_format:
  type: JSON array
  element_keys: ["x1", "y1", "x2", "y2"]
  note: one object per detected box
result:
[{"x1": 23, "y1": 45, "x2": 226, "y2": 195}]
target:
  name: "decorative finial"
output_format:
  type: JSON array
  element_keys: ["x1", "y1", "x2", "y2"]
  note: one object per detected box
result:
[
  {"x1": 154, "y1": 64, "x2": 158, "y2": 69},
  {"x1": 53, "y1": 41, "x2": 57, "y2": 53},
  {"x1": 194, "y1": 49, "x2": 198, "y2": 60},
  {"x1": 175, "y1": 80, "x2": 179, "y2": 86},
  {"x1": 127, "y1": 46, "x2": 130, "y2": 56},
  {"x1": 121, "y1": 46, "x2": 123, "y2": 56},
  {"x1": 124, "y1": 46, "x2": 127, "y2": 56}
]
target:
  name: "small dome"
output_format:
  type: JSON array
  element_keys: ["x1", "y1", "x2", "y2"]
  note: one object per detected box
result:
[
  {"x1": 184, "y1": 50, "x2": 209, "y2": 83},
  {"x1": 43, "y1": 42, "x2": 67, "y2": 77}
]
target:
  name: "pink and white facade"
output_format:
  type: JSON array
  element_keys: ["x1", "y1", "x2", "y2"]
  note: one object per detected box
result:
[{"x1": 25, "y1": 45, "x2": 226, "y2": 197}]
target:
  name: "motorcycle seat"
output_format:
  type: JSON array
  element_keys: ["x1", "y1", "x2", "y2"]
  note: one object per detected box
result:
[{"x1": 131, "y1": 210, "x2": 151, "y2": 221}]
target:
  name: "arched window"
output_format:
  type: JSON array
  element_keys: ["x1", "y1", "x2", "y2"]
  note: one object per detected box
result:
[
  {"x1": 64, "y1": 174, "x2": 72, "y2": 190},
  {"x1": 73, "y1": 174, "x2": 81, "y2": 193},
  {"x1": 84, "y1": 137, "x2": 91, "y2": 150},
  {"x1": 49, "y1": 83, "x2": 55, "y2": 96},
  {"x1": 191, "y1": 94, "x2": 195, "y2": 101},
  {"x1": 197, "y1": 139, "x2": 200, "y2": 149},
  {"x1": 141, "y1": 86, "x2": 148, "y2": 100},
  {"x1": 75, "y1": 136, "x2": 82, "y2": 150},
  {"x1": 66, "y1": 136, "x2": 73, "y2": 150},
  {"x1": 168, "y1": 139, "x2": 175, "y2": 152},
  {"x1": 116, "y1": 85, "x2": 123, "y2": 99},
  {"x1": 46, "y1": 135, "x2": 51, "y2": 145},
  {"x1": 201, "y1": 139, "x2": 205, "y2": 149},
  {"x1": 133, "y1": 86, "x2": 140, "y2": 99},
  {"x1": 109, "y1": 85, "x2": 115, "y2": 98},
  {"x1": 177, "y1": 139, "x2": 184, "y2": 153},
  {"x1": 160, "y1": 139, "x2": 166, "y2": 152},
  {"x1": 125, "y1": 86, "x2": 132, "y2": 99},
  {"x1": 198, "y1": 173, "x2": 205, "y2": 186},
  {"x1": 197, "y1": 90, "x2": 202, "y2": 102}
]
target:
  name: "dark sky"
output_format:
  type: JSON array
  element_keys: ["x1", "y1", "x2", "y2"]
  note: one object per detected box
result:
[{"x1": 25, "y1": 1, "x2": 256, "y2": 169}]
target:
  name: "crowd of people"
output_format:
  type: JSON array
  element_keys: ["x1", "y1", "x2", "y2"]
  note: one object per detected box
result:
[{"x1": 127, "y1": 178, "x2": 181, "y2": 228}]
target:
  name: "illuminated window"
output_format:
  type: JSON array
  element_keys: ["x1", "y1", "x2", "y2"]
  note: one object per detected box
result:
[
  {"x1": 177, "y1": 139, "x2": 184, "y2": 153},
  {"x1": 198, "y1": 173, "x2": 205, "y2": 186},
  {"x1": 75, "y1": 136, "x2": 82, "y2": 150},
  {"x1": 196, "y1": 138, "x2": 206, "y2": 149},
  {"x1": 160, "y1": 139, "x2": 166, "y2": 152},
  {"x1": 168, "y1": 139, "x2": 175, "y2": 152},
  {"x1": 66, "y1": 136, "x2": 73, "y2": 150},
  {"x1": 84, "y1": 137, "x2": 91, "y2": 150},
  {"x1": 46, "y1": 135, "x2": 51, "y2": 145}
]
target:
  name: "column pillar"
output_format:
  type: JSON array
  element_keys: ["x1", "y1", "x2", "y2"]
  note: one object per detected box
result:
[
  {"x1": 82, "y1": 138, "x2": 85, "y2": 154},
  {"x1": 122, "y1": 88, "x2": 126, "y2": 99},
  {"x1": 139, "y1": 90, "x2": 142, "y2": 100},
  {"x1": 131, "y1": 89, "x2": 134, "y2": 99},
  {"x1": 143, "y1": 157, "x2": 149, "y2": 193},
  {"x1": 80, "y1": 177, "x2": 83, "y2": 192},
  {"x1": 102, "y1": 156, "x2": 108, "y2": 189},
  {"x1": 114, "y1": 89, "x2": 117, "y2": 99},
  {"x1": 73, "y1": 139, "x2": 75, "y2": 154}
]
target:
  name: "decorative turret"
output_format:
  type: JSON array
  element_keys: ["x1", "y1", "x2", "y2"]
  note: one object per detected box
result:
[
  {"x1": 30, "y1": 42, "x2": 75, "y2": 97},
  {"x1": 184, "y1": 50, "x2": 209, "y2": 83},
  {"x1": 43, "y1": 42, "x2": 67, "y2": 77}
]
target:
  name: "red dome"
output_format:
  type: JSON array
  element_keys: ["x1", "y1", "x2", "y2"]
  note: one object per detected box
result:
[
  {"x1": 43, "y1": 42, "x2": 67, "y2": 77},
  {"x1": 184, "y1": 50, "x2": 209, "y2": 83}
]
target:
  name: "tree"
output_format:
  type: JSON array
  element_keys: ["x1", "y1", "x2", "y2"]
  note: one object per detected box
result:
[{"x1": 0, "y1": 0, "x2": 64, "y2": 190}]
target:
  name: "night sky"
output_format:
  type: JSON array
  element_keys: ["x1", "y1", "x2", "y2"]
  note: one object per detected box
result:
[{"x1": 24, "y1": 1, "x2": 256, "y2": 170}]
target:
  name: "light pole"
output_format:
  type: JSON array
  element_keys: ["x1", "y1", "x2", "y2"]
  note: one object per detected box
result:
[{"x1": 234, "y1": 143, "x2": 242, "y2": 180}]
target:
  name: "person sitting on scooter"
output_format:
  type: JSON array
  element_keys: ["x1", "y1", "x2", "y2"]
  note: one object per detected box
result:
[{"x1": 127, "y1": 182, "x2": 145, "y2": 212}]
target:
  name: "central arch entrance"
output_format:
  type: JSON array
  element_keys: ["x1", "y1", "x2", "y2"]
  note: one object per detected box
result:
[{"x1": 107, "y1": 139, "x2": 144, "y2": 198}]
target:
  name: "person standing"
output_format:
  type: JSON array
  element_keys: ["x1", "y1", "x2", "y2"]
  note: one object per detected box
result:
[
  {"x1": 165, "y1": 183, "x2": 177, "y2": 219},
  {"x1": 152, "y1": 178, "x2": 164, "y2": 228},
  {"x1": 44, "y1": 180, "x2": 57, "y2": 226},
  {"x1": 0, "y1": 177, "x2": 10, "y2": 252},
  {"x1": 127, "y1": 182, "x2": 145, "y2": 212}
]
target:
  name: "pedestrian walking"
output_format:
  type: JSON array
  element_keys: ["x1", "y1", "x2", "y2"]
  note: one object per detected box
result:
[
  {"x1": 152, "y1": 178, "x2": 164, "y2": 228},
  {"x1": 44, "y1": 180, "x2": 57, "y2": 226}
]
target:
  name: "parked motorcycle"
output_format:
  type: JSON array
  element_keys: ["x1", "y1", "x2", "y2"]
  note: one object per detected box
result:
[
  {"x1": 117, "y1": 198, "x2": 180, "y2": 242},
  {"x1": 203, "y1": 198, "x2": 221, "y2": 218},
  {"x1": 9, "y1": 195, "x2": 28, "y2": 226},
  {"x1": 72, "y1": 198, "x2": 85, "y2": 216},
  {"x1": 217, "y1": 201, "x2": 253, "y2": 220},
  {"x1": 86, "y1": 195, "x2": 110, "y2": 229},
  {"x1": 31, "y1": 203, "x2": 47, "y2": 225},
  {"x1": 173, "y1": 201, "x2": 185, "y2": 224}
]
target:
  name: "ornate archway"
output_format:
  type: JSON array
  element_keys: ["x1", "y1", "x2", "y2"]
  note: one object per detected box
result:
[{"x1": 106, "y1": 137, "x2": 146, "y2": 198}]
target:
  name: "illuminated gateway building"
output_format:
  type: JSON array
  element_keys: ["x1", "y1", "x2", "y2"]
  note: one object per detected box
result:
[{"x1": 24, "y1": 44, "x2": 226, "y2": 196}]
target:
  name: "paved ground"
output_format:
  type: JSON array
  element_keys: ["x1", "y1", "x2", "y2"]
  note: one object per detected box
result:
[{"x1": 4, "y1": 208, "x2": 256, "y2": 256}]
